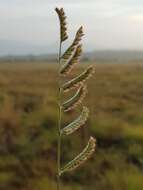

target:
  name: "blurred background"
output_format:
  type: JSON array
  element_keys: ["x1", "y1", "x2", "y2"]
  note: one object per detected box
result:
[{"x1": 0, "y1": 1, "x2": 143, "y2": 190}]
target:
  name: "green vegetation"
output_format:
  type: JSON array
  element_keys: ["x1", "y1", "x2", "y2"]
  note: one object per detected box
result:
[{"x1": 0, "y1": 61, "x2": 143, "y2": 190}]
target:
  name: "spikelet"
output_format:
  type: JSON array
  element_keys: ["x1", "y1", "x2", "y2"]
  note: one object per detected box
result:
[
  {"x1": 60, "y1": 137, "x2": 96, "y2": 175},
  {"x1": 72, "y1": 27, "x2": 84, "y2": 46},
  {"x1": 62, "y1": 85, "x2": 87, "y2": 112},
  {"x1": 55, "y1": 8, "x2": 68, "y2": 42},
  {"x1": 60, "y1": 45, "x2": 82, "y2": 76},
  {"x1": 62, "y1": 66, "x2": 95, "y2": 92},
  {"x1": 61, "y1": 106, "x2": 89, "y2": 135},
  {"x1": 61, "y1": 27, "x2": 84, "y2": 60}
]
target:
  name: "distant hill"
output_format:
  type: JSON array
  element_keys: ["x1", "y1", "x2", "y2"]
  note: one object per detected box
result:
[
  {"x1": 85, "y1": 50, "x2": 143, "y2": 62},
  {"x1": 0, "y1": 40, "x2": 56, "y2": 56},
  {"x1": 0, "y1": 40, "x2": 143, "y2": 62},
  {"x1": 1, "y1": 51, "x2": 143, "y2": 63}
]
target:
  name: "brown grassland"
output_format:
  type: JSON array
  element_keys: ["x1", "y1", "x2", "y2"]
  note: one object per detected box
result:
[{"x1": 0, "y1": 61, "x2": 143, "y2": 190}]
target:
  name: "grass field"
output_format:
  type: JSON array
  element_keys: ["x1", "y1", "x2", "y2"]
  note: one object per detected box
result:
[{"x1": 0, "y1": 61, "x2": 143, "y2": 190}]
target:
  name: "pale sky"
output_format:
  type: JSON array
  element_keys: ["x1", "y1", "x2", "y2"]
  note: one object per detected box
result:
[{"x1": 0, "y1": 0, "x2": 143, "y2": 54}]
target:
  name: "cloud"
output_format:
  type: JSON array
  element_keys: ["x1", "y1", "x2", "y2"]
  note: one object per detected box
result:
[
  {"x1": 0, "y1": 0, "x2": 143, "y2": 53},
  {"x1": 130, "y1": 14, "x2": 143, "y2": 22}
]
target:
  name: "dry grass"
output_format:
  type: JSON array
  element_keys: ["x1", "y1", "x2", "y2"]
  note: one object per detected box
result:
[{"x1": 0, "y1": 61, "x2": 143, "y2": 190}]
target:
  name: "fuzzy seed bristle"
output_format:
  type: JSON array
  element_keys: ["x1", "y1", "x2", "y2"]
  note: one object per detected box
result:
[
  {"x1": 61, "y1": 26, "x2": 84, "y2": 60},
  {"x1": 60, "y1": 45, "x2": 82, "y2": 76},
  {"x1": 61, "y1": 106, "x2": 89, "y2": 135},
  {"x1": 55, "y1": 7, "x2": 68, "y2": 42},
  {"x1": 62, "y1": 85, "x2": 87, "y2": 112},
  {"x1": 60, "y1": 137, "x2": 96, "y2": 175},
  {"x1": 62, "y1": 65, "x2": 95, "y2": 92}
]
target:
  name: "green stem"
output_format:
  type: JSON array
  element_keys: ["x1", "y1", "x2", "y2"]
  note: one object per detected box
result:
[{"x1": 57, "y1": 41, "x2": 62, "y2": 190}]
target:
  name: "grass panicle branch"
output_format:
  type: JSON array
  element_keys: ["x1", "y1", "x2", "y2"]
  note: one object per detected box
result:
[
  {"x1": 61, "y1": 106, "x2": 89, "y2": 136},
  {"x1": 62, "y1": 85, "x2": 87, "y2": 112},
  {"x1": 55, "y1": 8, "x2": 68, "y2": 42},
  {"x1": 60, "y1": 45, "x2": 82, "y2": 76},
  {"x1": 61, "y1": 26, "x2": 84, "y2": 60},
  {"x1": 60, "y1": 137, "x2": 96, "y2": 175},
  {"x1": 55, "y1": 7, "x2": 96, "y2": 190},
  {"x1": 62, "y1": 65, "x2": 95, "y2": 92}
]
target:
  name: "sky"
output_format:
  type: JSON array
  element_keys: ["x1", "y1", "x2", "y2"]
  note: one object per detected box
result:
[{"x1": 0, "y1": 0, "x2": 143, "y2": 55}]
